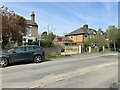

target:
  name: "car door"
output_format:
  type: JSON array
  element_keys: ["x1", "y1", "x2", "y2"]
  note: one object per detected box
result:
[
  {"x1": 9, "y1": 47, "x2": 26, "y2": 63},
  {"x1": 25, "y1": 46, "x2": 34, "y2": 61}
]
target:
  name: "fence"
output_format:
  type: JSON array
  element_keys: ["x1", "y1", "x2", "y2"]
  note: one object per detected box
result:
[
  {"x1": 62, "y1": 45, "x2": 79, "y2": 55},
  {"x1": 45, "y1": 45, "x2": 107, "y2": 56}
]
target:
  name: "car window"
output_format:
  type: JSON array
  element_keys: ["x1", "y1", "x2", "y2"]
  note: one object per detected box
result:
[
  {"x1": 15, "y1": 47, "x2": 25, "y2": 53},
  {"x1": 26, "y1": 46, "x2": 34, "y2": 51},
  {"x1": 34, "y1": 46, "x2": 41, "y2": 51}
]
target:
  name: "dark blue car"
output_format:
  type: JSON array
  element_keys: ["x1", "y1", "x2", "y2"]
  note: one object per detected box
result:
[{"x1": 0, "y1": 45, "x2": 44, "y2": 67}]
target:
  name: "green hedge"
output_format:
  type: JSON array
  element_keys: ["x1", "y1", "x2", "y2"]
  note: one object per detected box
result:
[{"x1": 27, "y1": 40, "x2": 54, "y2": 48}]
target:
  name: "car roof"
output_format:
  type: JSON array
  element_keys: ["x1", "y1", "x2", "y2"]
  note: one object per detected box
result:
[{"x1": 17, "y1": 45, "x2": 39, "y2": 48}]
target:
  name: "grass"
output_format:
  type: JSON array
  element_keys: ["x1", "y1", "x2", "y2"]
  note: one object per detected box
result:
[
  {"x1": 46, "y1": 55, "x2": 57, "y2": 59},
  {"x1": 45, "y1": 54, "x2": 71, "y2": 59}
]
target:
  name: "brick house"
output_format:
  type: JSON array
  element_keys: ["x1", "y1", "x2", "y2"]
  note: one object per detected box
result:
[
  {"x1": 53, "y1": 36, "x2": 76, "y2": 46},
  {"x1": 65, "y1": 24, "x2": 97, "y2": 46}
]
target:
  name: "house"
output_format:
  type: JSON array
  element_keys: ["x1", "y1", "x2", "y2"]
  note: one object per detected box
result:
[
  {"x1": 23, "y1": 12, "x2": 38, "y2": 45},
  {"x1": 97, "y1": 29, "x2": 107, "y2": 38},
  {"x1": 65, "y1": 24, "x2": 97, "y2": 46},
  {"x1": 53, "y1": 36, "x2": 76, "y2": 46}
]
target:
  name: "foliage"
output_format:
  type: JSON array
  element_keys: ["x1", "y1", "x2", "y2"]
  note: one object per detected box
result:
[
  {"x1": 40, "y1": 40, "x2": 54, "y2": 47},
  {"x1": 94, "y1": 34, "x2": 107, "y2": 48},
  {"x1": 117, "y1": 29, "x2": 120, "y2": 47},
  {"x1": 84, "y1": 38, "x2": 94, "y2": 47},
  {"x1": 41, "y1": 31, "x2": 56, "y2": 41},
  {"x1": 27, "y1": 40, "x2": 54, "y2": 48},
  {"x1": 41, "y1": 31, "x2": 48, "y2": 40},
  {"x1": 107, "y1": 26, "x2": 118, "y2": 44},
  {"x1": 1, "y1": 6, "x2": 27, "y2": 48},
  {"x1": 107, "y1": 26, "x2": 119, "y2": 50},
  {"x1": 84, "y1": 33, "x2": 107, "y2": 52},
  {"x1": 48, "y1": 32, "x2": 56, "y2": 41}
]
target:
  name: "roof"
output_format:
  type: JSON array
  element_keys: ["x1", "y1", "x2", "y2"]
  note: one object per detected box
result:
[
  {"x1": 26, "y1": 20, "x2": 38, "y2": 26},
  {"x1": 97, "y1": 30, "x2": 107, "y2": 35},
  {"x1": 56, "y1": 36, "x2": 63, "y2": 38},
  {"x1": 66, "y1": 27, "x2": 96, "y2": 36},
  {"x1": 18, "y1": 45, "x2": 39, "y2": 47},
  {"x1": 53, "y1": 36, "x2": 74, "y2": 42},
  {"x1": 62, "y1": 37, "x2": 73, "y2": 41}
]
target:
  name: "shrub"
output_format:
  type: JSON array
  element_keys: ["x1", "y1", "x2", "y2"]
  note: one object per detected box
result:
[
  {"x1": 27, "y1": 40, "x2": 54, "y2": 48},
  {"x1": 40, "y1": 40, "x2": 54, "y2": 47}
]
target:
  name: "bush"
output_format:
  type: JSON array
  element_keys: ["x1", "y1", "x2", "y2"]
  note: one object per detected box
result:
[
  {"x1": 27, "y1": 40, "x2": 54, "y2": 48},
  {"x1": 40, "y1": 40, "x2": 54, "y2": 47}
]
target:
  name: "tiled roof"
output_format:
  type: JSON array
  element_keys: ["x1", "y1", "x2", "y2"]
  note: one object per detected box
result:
[
  {"x1": 62, "y1": 37, "x2": 73, "y2": 41},
  {"x1": 66, "y1": 27, "x2": 96, "y2": 36}
]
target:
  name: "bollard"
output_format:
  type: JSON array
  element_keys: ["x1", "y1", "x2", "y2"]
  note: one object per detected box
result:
[
  {"x1": 89, "y1": 46, "x2": 91, "y2": 53},
  {"x1": 79, "y1": 45, "x2": 82, "y2": 53}
]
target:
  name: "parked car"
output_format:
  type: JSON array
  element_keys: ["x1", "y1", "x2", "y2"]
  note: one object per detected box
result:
[
  {"x1": 40, "y1": 46, "x2": 46, "y2": 58},
  {"x1": 0, "y1": 45, "x2": 44, "y2": 67}
]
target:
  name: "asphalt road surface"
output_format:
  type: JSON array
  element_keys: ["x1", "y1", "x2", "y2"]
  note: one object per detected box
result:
[{"x1": 1, "y1": 52, "x2": 118, "y2": 88}]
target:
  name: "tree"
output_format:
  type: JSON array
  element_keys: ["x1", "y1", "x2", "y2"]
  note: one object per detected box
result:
[
  {"x1": 107, "y1": 26, "x2": 118, "y2": 50},
  {"x1": 41, "y1": 31, "x2": 56, "y2": 41},
  {"x1": 48, "y1": 32, "x2": 56, "y2": 41},
  {"x1": 41, "y1": 31, "x2": 48, "y2": 40},
  {"x1": 1, "y1": 6, "x2": 27, "y2": 48},
  {"x1": 117, "y1": 29, "x2": 120, "y2": 47},
  {"x1": 94, "y1": 34, "x2": 107, "y2": 48},
  {"x1": 84, "y1": 38, "x2": 94, "y2": 47},
  {"x1": 84, "y1": 32, "x2": 107, "y2": 52}
]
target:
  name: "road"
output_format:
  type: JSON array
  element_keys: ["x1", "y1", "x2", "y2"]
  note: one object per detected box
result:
[{"x1": 1, "y1": 52, "x2": 118, "y2": 88}]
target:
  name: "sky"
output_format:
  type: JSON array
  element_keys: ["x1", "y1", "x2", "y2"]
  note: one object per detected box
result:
[{"x1": 2, "y1": 2, "x2": 118, "y2": 36}]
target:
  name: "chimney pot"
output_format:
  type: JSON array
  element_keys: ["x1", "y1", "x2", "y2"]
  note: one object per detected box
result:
[
  {"x1": 31, "y1": 11, "x2": 35, "y2": 22},
  {"x1": 83, "y1": 24, "x2": 88, "y2": 29}
]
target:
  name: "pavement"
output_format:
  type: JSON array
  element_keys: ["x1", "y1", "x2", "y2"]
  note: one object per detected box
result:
[{"x1": 0, "y1": 52, "x2": 119, "y2": 88}]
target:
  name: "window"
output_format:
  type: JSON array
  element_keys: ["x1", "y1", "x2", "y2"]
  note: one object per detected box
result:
[
  {"x1": 26, "y1": 26, "x2": 32, "y2": 36},
  {"x1": 85, "y1": 34, "x2": 88, "y2": 38},
  {"x1": 34, "y1": 46, "x2": 41, "y2": 51},
  {"x1": 15, "y1": 47, "x2": 25, "y2": 53},
  {"x1": 26, "y1": 46, "x2": 34, "y2": 51}
]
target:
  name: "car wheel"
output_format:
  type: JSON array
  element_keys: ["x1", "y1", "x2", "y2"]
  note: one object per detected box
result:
[
  {"x1": 0, "y1": 58, "x2": 8, "y2": 68},
  {"x1": 33, "y1": 55, "x2": 42, "y2": 63}
]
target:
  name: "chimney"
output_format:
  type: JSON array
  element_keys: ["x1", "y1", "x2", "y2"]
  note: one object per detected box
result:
[
  {"x1": 83, "y1": 24, "x2": 88, "y2": 29},
  {"x1": 31, "y1": 11, "x2": 35, "y2": 22}
]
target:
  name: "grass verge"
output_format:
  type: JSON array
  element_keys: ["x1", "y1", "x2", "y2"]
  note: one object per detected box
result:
[{"x1": 45, "y1": 54, "x2": 71, "y2": 59}]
